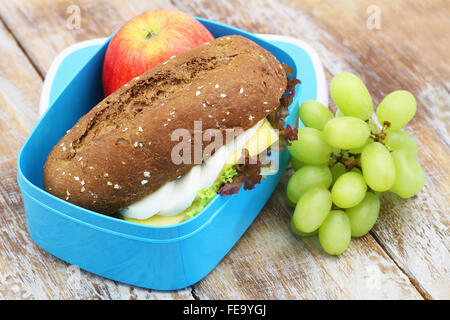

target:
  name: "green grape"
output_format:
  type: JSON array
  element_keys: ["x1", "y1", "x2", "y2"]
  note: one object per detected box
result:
[
  {"x1": 286, "y1": 165, "x2": 332, "y2": 204},
  {"x1": 291, "y1": 157, "x2": 305, "y2": 171},
  {"x1": 348, "y1": 121, "x2": 377, "y2": 154},
  {"x1": 346, "y1": 192, "x2": 380, "y2": 237},
  {"x1": 323, "y1": 117, "x2": 370, "y2": 150},
  {"x1": 331, "y1": 162, "x2": 346, "y2": 184},
  {"x1": 336, "y1": 109, "x2": 345, "y2": 117},
  {"x1": 298, "y1": 100, "x2": 334, "y2": 130},
  {"x1": 361, "y1": 142, "x2": 396, "y2": 191},
  {"x1": 290, "y1": 218, "x2": 318, "y2": 237},
  {"x1": 390, "y1": 149, "x2": 425, "y2": 198},
  {"x1": 331, "y1": 171, "x2": 367, "y2": 208},
  {"x1": 331, "y1": 72, "x2": 373, "y2": 120},
  {"x1": 292, "y1": 187, "x2": 332, "y2": 233},
  {"x1": 285, "y1": 194, "x2": 297, "y2": 208},
  {"x1": 377, "y1": 90, "x2": 416, "y2": 130},
  {"x1": 350, "y1": 167, "x2": 362, "y2": 175},
  {"x1": 318, "y1": 210, "x2": 351, "y2": 255},
  {"x1": 348, "y1": 146, "x2": 364, "y2": 154},
  {"x1": 332, "y1": 148, "x2": 341, "y2": 156},
  {"x1": 384, "y1": 129, "x2": 418, "y2": 156},
  {"x1": 348, "y1": 138, "x2": 371, "y2": 154},
  {"x1": 341, "y1": 151, "x2": 354, "y2": 162},
  {"x1": 288, "y1": 127, "x2": 333, "y2": 165}
]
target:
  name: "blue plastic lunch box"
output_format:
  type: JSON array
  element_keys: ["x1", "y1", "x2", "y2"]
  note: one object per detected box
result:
[{"x1": 17, "y1": 18, "x2": 326, "y2": 290}]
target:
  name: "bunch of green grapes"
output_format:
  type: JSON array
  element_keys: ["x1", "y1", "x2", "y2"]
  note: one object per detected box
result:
[{"x1": 287, "y1": 72, "x2": 424, "y2": 255}]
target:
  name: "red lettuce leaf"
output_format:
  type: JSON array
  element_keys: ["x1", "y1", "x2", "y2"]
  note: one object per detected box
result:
[
  {"x1": 218, "y1": 149, "x2": 263, "y2": 196},
  {"x1": 269, "y1": 64, "x2": 301, "y2": 150}
]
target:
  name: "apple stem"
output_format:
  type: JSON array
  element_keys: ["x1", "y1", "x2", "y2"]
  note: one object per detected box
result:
[{"x1": 144, "y1": 29, "x2": 158, "y2": 40}]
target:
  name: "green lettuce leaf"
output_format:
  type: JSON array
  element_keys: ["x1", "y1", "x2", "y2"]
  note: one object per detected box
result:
[{"x1": 182, "y1": 165, "x2": 239, "y2": 221}]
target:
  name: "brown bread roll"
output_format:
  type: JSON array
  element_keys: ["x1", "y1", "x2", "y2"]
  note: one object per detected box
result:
[{"x1": 43, "y1": 35, "x2": 287, "y2": 214}]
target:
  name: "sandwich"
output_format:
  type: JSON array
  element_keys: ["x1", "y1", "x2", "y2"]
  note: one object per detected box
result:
[{"x1": 43, "y1": 35, "x2": 299, "y2": 226}]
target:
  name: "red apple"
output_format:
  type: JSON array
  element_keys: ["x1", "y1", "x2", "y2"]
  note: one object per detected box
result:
[{"x1": 102, "y1": 10, "x2": 214, "y2": 96}]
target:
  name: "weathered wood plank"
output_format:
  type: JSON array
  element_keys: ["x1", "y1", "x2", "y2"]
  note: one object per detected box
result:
[
  {"x1": 0, "y1": 1, "x2": 193, "y2": 300},
  {"x1": 174, "y1": 0, "x2": 449, "y2": 299},
  {"x1": 0, "y1": 0, "x2": 175, "y2": 76},
  {"x1": 0, "y1": 21, "x2": 41, "y2": 132},
  {"x1": 0, "y1": 0, "x2": 447, "y2": 299},
  {"x1": 284, "y1": 0, "x2": 450, "y2": 300}
]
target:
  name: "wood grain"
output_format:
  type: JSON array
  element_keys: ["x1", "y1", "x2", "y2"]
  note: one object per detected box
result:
[
  {"x1": 285, "y1": 0, "x2": 450, "y2": 299},
  {"x1": 173, "y1": 0, "x2": 450, "y2": 299},
  {"x1": 0, "y1": 0, "x2": 448, "y2": 299},
  {"x1": 0, "y1": 0, "x2": 175, "y2": 76},
  {"x1": 0, "y1": 0, "x2": 192, "y2": 300}
]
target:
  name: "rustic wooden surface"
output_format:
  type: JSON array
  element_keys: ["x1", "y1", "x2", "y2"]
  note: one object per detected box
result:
[{"x1": 0, "y1": 0, "x2": 448, "y2": 300}]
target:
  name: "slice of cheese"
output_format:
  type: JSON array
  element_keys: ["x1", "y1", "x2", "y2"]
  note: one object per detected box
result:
[
  {"x1": 226, "y1": 118, "x2": 279, "y2": 164},
  {"x1": 125, "y1": 211, "x2": 186, "y2": 226}
]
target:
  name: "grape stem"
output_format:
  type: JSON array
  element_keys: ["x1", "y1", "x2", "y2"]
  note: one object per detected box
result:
[
  {"x1": 371, "y1": 121, "x2": 392, "y2": 150},
  {"x1": 331, "y1": 203, "x2": 340, "y2": 210},
  {"x1": 332, "y1": 152, "x2": 361, "y2": 172}
]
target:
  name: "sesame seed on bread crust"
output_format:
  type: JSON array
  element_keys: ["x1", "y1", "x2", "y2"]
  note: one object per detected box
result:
[{"x1": 43, "y1": 35, "x2": 287, "y2": 214}]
